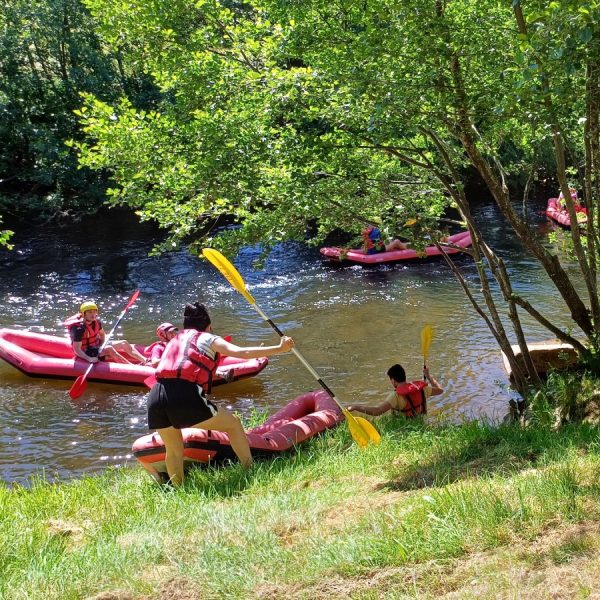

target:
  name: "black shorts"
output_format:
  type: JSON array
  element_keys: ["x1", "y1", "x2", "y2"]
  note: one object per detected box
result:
[{"x1": 147, "y1": 378, "x2": 218, "y2": 430}]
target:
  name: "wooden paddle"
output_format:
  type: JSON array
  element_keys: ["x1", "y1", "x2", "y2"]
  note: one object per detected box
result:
[
  {"x1": 202, "y1": 248, "x2": 381, "y2": 448},
  {"x1": 69, "y1": 290, "x2": 141, "y2": 399}
]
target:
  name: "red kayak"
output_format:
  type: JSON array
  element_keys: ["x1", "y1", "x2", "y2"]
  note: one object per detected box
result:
[
  {"x1": 546, "y1": 198, "x2": 587, "y2": 229},
  {"x1": 132, "y1": 389, "x2": 343, "y2": 470},
  {"x1": 320, "y1": 230, "x2": 472, "y2": 264},
  {"x1": 0, "y1": 328, "x2": 268, "y2": 387}
]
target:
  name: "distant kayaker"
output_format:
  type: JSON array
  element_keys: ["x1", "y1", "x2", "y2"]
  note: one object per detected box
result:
[
  {"x1": 347, "y1": 363, "x2": 443, "y2": 418},
  {"x1": 67, "y1": 301, "x2": 146, "y2": 365},
  {"x1": 143, "y1": 301, "x2": 295, "y2": 486},
  {"x1": 362, "y1": 225, "x2": 408, "y2": 255},
  {"x1": 557, "y1": 187, "x2": 579, "y2": 211}
]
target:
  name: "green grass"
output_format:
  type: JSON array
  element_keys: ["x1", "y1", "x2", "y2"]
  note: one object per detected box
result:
[{"x1": 2, "y1": 416, "x2": 600, "y2": 599}]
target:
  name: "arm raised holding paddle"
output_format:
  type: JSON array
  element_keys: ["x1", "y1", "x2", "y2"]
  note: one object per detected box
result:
[
  {"x1": 143, "y1": 301, "x2": 296, "y2": 487},
  {"x1": 202, "y1": 248, "x2": 381, "y2": 450}
]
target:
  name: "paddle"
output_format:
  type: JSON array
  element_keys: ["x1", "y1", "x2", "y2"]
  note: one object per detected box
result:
[
  {"x1": 202, "y1": 248, "x2": 381, "y2": 449},
  {"x1": 69, "y1": 290, "x2": 141, "y2": 399},
  {"x1": 421, "y1": 325, "x2": 433, "y2": 376}
]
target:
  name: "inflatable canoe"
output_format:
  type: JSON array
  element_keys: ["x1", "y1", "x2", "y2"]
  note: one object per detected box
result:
[
  {"x1": 546, "y1": 198, "x2": 587, "y2": 229},
  {"x1": 132, "y1": 389, "x2": 343, "y2": 470},
  {"x1": 320, "y1": 230, "x2": 472, "y2": 264},
  {"x1": 0, "y1": 328, "x2": 268, "y2": 387}
]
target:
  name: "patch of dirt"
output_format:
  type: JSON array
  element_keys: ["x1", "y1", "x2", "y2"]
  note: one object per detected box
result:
[
  {"x1": 45, "y1": 518, "x2": 87, "y2": 547},
  {"x1": 253, "y1": 522, "x2": 600, "y2": 599}
]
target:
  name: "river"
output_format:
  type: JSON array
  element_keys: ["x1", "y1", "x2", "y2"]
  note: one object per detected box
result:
[{"x1": 0, "y1": 198, "x2": 580, "y2": 484}]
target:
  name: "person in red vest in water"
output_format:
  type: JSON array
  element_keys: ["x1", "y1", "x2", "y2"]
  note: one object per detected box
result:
[
  {"x1": 144, "y1": 301, "x2": 295, "y2": 486},
  {"x1": 67, "y1": 301, "x2": 146, "y2": 365},
  {"x1": 348, "y1": 363, "x2": 443, "y2": 418}
]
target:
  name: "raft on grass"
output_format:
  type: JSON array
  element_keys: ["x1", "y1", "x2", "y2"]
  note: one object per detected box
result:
[
  {"x1": 132, "y1": 389, "x2": 343, "y2": 470},
  {"x1": 0, "y1": 328, "x2": 268, "y2": 387},
  {"x1": 320, "y1": 230, "x2": 472, "y2": 264}
]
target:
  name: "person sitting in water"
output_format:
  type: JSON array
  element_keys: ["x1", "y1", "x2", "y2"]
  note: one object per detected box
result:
[
  {"x1": 66, "y1": 301, "x2": 147, "y2": 365},
  {"x1": 362, "y1": 226, "x2": 408, "y2": 255},
  {"x1": 348, "y1": 363, "x2": 443, "y2": 418},
  {"x1": 146, "y1": 322, "x2": 179, "y2": 368}
]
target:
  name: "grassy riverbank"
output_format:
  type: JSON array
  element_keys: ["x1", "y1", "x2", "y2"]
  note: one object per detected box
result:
[{"x1": 2, "y1": 415, "x2": 600, "y2": 599}]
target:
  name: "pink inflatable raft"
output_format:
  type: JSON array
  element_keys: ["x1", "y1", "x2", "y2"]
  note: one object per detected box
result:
[
  {"x1": 320, "y1": 230, "x2": 472, "y2": 264},
  {"x1": 545, "y1": 198, "x2": 587, "y2": 229},
  {"x1": 132, "y1": 389, "x2": 343, "y2": 469},
  {"x1": 0, "y1": 328, "x2": 268, "y2": 387}
]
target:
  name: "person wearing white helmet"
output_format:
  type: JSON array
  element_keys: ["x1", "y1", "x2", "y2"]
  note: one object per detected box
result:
[
  {"x1": 67, "y1": 301, "x2": 147, "y2": 365},
  {"x1": 147, "y1": 322, "x2": 179, "y2": 368}
]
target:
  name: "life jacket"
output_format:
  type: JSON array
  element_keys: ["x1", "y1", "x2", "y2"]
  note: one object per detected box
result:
[
  {"x1": 143, "y1": 340, "x2": 165, "y2": 358},
  {"x1": 64, "y1": 314, "x2": 102, "y2": 351},
  {"x1": 155, "y1": 329, "x2": 219, "y2": 392},
  {"x1": 362, "y1": 226, "x2": 384, "y2": 252},
  {"x1": 394, "y1": 380, "x2": 428, "y2": 417}
]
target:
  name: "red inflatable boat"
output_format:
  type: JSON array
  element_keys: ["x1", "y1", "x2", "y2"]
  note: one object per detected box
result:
[
  {"x1": 132, "y1": 389, "x2": 343, "y2": 470},
  {"x1": 320, "y1": 230, "x2": 472, "y2": 264},
  {"x1": 0, "y1": 328, "x2": 268, "y2": 387},
  {"x1": 546, "y1": 198, "x2": 587, "y2": 229}
]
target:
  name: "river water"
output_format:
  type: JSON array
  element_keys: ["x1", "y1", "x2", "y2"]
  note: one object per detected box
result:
[{"x1": 0, "y1": 198, "x2": 581, "y2": 484}]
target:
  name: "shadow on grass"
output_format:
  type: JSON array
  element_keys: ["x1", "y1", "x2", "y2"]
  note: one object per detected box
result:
[{"x1": 376, "y1": 418, "x2": 600, "y2": 492}]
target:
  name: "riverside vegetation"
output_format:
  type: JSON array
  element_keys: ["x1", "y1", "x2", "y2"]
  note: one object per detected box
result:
[{"x1": 2, "y1": 371, "x2": 600, "y2": 600}]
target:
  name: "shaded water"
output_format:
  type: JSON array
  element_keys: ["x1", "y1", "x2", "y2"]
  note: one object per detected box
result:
[{"x1": 0, "y1": 200, "x2": 582, "y2": 484}]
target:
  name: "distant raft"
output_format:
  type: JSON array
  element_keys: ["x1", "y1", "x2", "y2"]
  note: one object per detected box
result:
[
  {"x1": 0, "y1": 328, "x2": 268, "y2": 387},
  {"x1": 320, "y1": 230, "x2": 472, "y2": 264},
  {"x1": 132, "y1": 389, "x2": 343, "y2": 471},
  {"x1": 545, "y1": 198, "x2": 588, "y2": 230}
]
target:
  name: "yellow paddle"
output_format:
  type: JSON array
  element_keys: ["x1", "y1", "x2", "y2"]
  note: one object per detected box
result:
[
  {"x1": 421, "y1": 325, "x2": 433, "y2": 374},
  {"x1": 202, "y1": 248, "x2": 381, "y2": 448}
]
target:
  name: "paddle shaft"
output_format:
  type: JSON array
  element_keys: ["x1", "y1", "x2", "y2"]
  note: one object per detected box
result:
[{"x1": 249, "y1": 303, "x2": 343, "y2": 409}]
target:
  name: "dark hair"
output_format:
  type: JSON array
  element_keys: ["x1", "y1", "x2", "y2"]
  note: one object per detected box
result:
[
  {"x1": 183, "y1": 302, "x2": 211, "y2": 331},
  {"x1": 386, "y1": 364, "x2": 406, "y2": 383}
]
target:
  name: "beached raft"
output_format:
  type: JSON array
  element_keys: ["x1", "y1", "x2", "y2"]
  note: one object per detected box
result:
[
  {"x1": 0, "y1": 328, "x2": 268, "y2": 387},
  {"x1": 320, "y1": 230, "x2": 472, "y2": 264},
  {"x1": 132, "y1": 389, "x2": 343, "y2": 470}
]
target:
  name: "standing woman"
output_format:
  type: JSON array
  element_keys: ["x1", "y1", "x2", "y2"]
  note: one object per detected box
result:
[{"x1": 145, "y1": 301, "x2": 295, "y2": 486}]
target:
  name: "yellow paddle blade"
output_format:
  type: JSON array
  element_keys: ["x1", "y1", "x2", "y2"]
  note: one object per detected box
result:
[
  {"x1": 342, "y1": 409, "x2": 381, "y2": 448},
  {"x1": 202, "y1": 248, "x2": 256, "y2": 304},
  {"x1": 421, "y1": 325, "x2": 433, "y2": 361}
]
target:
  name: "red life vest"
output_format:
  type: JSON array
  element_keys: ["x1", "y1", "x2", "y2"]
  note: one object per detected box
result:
[
  {"x1": 155, "y1": 329, "x2": 219, "y2": 392},
  {"x1": 362, "y1": 226, "x2": 384, "y2": 252},
  {"x1": 394, "y1": 380, "x2": 428, "y2": 417},
  {"x1": 64, "y1": 314, "x2": 102, "y2": 351}
]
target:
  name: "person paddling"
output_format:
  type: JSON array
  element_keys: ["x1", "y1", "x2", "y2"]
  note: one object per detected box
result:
[
  {"x1": 67, "y1": 301, "x2": 146, "y2": 365},
  {"x1": 143, "y1": 301, "x2": 295, "y2": 486},
  {"x1": 348, "y1": 363, "x2": 443, "y2": 418}
]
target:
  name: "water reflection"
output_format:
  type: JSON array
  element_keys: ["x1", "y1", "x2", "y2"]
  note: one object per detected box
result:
[{"x1": 0, "y1": 200, "x2": 584, "y2": 484}]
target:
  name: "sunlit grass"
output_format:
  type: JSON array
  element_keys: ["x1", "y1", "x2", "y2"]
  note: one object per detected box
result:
[{"x1": 1, "y1": 416, "x2": 600, "y2": 598}]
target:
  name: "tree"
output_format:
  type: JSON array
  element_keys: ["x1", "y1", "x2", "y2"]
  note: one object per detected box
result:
[
  {"x1": 0, "y1": 0, "x2": 158, "y2": 223},
  {"x1": 75, "y1": 0, "x2": 600, "y2": 396}
]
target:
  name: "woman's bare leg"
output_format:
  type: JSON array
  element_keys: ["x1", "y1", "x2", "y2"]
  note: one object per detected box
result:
[
  {"x1": 156, "y1": 427, "x2": 185, "y2": 486},
  {"x1": 112, "y1": 340, "x2": 147, "y2": 364},
  {"x1": 194, "y1": 409, "x2": 253, "y2": 468}
]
